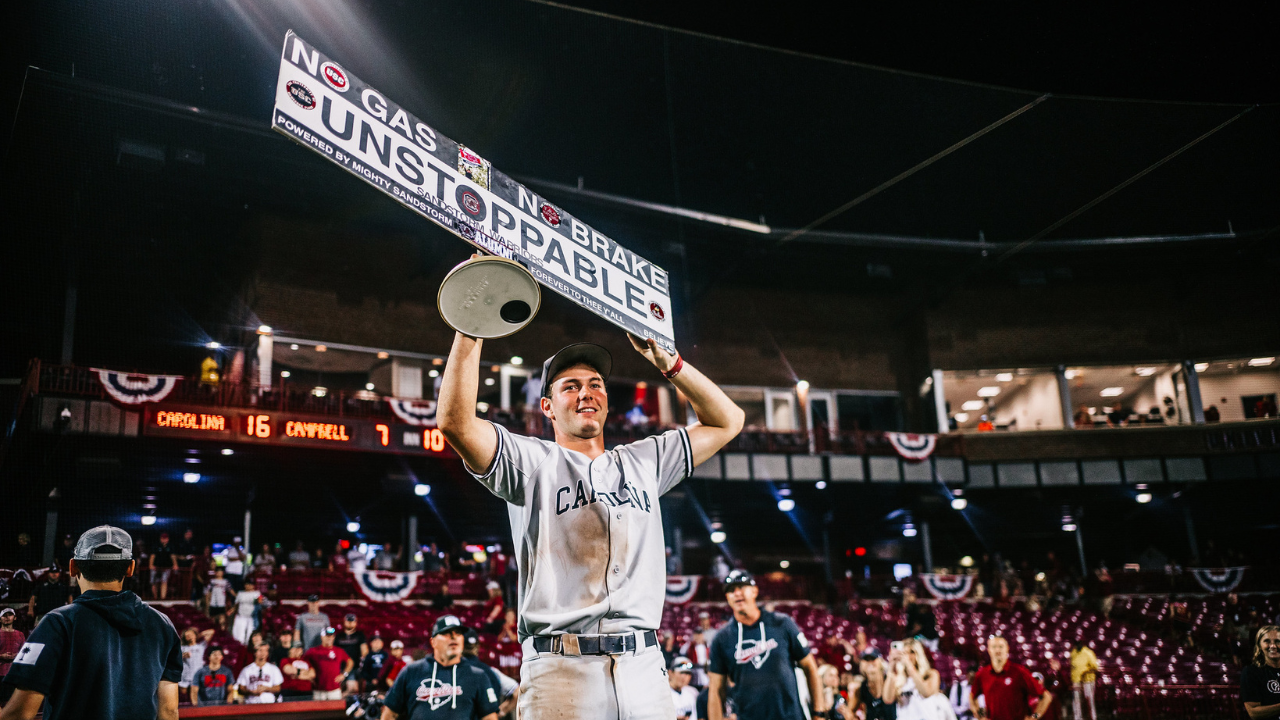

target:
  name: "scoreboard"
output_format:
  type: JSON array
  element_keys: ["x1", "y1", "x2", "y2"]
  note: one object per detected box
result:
[{"x1": 143, "y1": 405, "x2": 451, "y2": 456}]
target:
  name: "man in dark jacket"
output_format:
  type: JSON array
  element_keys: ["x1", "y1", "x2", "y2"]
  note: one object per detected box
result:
[{"x1": 0, "y1": 525, "x2": 182, "y2": 720}]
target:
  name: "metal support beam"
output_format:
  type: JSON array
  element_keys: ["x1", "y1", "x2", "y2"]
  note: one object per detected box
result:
[
  {"x1": 1056, "y1": 365, "x2": 1074, "y2": 429},
  {"x1": 921, "y1": 521, "x2": 934, "y2": 573},
  {"x1": 1182, "y1": 361, "x2": 1206, "y2": 424},
  {"x1": 932, "y1": 369, "x2": 949, "y2": 433}
]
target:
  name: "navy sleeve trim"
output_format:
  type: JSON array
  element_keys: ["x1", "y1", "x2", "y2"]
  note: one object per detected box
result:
[
  {"x1": 679, "y1": 427, "x2": 693, "y2": 478},
  {"x1": 464, "y1": 421, "x2": 504, "y2": 480}
]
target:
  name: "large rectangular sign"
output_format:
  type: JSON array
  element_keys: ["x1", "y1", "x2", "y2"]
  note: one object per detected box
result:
[
  {"x1": 271, "y1": 31, "x2": 677, "y2": 352},
  {"x1": 143, "y1": 405, "x2": 451, "y2": 457}
]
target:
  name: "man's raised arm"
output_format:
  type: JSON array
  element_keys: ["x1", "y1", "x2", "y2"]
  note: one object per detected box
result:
[
  {"x1": 629, "y1": 336, "x2": 744, "y2": 465},
  {"x1": 437, "y1": 333, "x2": 499, "y2": 474}
]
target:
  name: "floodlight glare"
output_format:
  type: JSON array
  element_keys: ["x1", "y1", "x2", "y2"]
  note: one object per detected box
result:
[
  {"x1": 257, "y1": 325, "x2": 272, "y2": 334},
  {"x1": 903, "y1": 527, "x2": 918, "y2": 537},
  {"x1": 206, "y1": 341, "x2": 221, "y2": 349},
  {"x1": 710, "y1": 531, "x2": 727, "y2": 544},
  {"x1": 510, "y1": 356, "x2": 523, "y2": 366},
  {"x1": 141, "y1": 515, "x2": 157, "y2": 526},
  {"x1": 951, "y1": 497, "x2": 968, "y2": 510},
  {"x1": 1062, "y1": 523, "x2": 1077, "y2": 532},
  {"x1": 346, "y1": 521, "x2": 361, "y2": 533},
  {"x1": 1100, "y1": 387, "x2": 1124, "y2": 397},
  {"x1": 977, "y1": 386, "x2": 1000, "y2": 397},
  {"x1": 996, "y1": 373, "x2": 1013, "y2": 382},
  {"x1": 815, "y1": 481, "x2": 828, "y2": 489},
  {"x1": 221, "y1": 448, "x2": 233, "y2": 456},
  {"x1": 777, "y1": 498, "x2": 796, "y2": 512},
  {"x1": 183, "y1": 472, "x2": 201, "y2": 484},
  {"x1": 780, "y1": 560, "x2": 791, "y2": 569},
  {"x1": 961, "y1": 400, "x2": 985, "y2": 411},
  {"x1": 1136, "y1": 493, "x2": 1152, "y2": 504},
  {"x1": 1194, "y1": 362, "x2": 1209, "y2": 372},
  {"x1": 960, "y1": 555, "x2": 975, "y2": 568},
  {"x1": 414, "y1": 484, "x2": 431, "y2": 496},
  {"x1": 796, "y1": 380, "x2": 810, "y2": 392}
]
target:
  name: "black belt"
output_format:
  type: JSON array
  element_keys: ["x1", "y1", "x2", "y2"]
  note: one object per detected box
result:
[{"x1": 532, "y1": 630, "x2": 658, "y2": 656}]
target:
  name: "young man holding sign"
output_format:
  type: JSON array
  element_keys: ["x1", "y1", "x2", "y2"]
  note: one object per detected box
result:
[{"x1": 438, "y1": 329, "x2": 743, "y2": 720}]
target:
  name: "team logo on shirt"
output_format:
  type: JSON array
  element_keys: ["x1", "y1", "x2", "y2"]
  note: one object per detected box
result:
[
  {"x1": 13, "y1": 643, "x2": 44, "y2": 665},
  {"x1": 734, "y1": 638, "x2": 779, "y2": 669},
  {"x1": 416, "y1": 678, "x2": 463, "y2": 709},
  {"x1": 1269, "y1": 679, "x2": 1280, "y2": 694}
]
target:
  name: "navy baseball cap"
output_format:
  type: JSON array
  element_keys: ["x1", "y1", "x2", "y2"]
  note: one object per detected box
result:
[
  {"x1": 723, "y1": 569, "x2": 756, "y2": 589},
  {"x1": 671, "y1": 656, "x2": 694, "y2": 673},
  {"x1": 432, "y1": 615, "x2": 464, "y2": 637},
  {"x1": 464, "y1": 627, "x2": 480, "y2": 646},
  {"x1": 541, "y1": 343, "x2": 611, "y2": 398}
]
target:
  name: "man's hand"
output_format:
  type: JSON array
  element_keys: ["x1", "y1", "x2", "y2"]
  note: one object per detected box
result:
[{"x1": 627, "y1": 334, "x2": 678, "y2": 374}]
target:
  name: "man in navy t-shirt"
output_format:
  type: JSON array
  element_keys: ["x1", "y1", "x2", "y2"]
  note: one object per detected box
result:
[
  {"x1": 708, "y1": 571, "x2": 824, "y2": 720},
  {"x1": 0, "y1": 525, "x2": 182, "y2": 720},
  {"x1": 383, "y1": 615, "x2": 499, "y2": 720}
]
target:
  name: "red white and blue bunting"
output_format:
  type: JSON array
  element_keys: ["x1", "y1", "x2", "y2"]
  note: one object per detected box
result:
[
  {"x1": 885, "y1": 433, "x2": 937, "y2": 461},
  {"x1": 352, "y1": 569, "x2": 423, "y2": 602},
  {"x1": 665, "y1": 575, "x2": 701, "y2": 605},
  {"x1": 94, "y1": 369, "x2": 181, "y2": 405},
  {"x1": 1188, "y1": 567, "x2": 1246, "y2": 594},
  {"x1": 388, "y1": 399, "x2": 438, "y2": 427},
  {"x1": 921, "y1": 573, "x2": 974, "y2": 600}
]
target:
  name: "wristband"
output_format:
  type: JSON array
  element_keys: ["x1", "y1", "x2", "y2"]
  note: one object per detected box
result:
[{"x1": 662, "y1": 355, "x2": 685, "y2": 379}]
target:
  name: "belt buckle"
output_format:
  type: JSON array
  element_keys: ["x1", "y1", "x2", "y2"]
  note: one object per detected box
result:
[
  {"x1": 559, "y1": 634, "x2": 582, "y2": 657},
  {"x1": 604, "y1": 635, "x2": 627, "y2": 656}
]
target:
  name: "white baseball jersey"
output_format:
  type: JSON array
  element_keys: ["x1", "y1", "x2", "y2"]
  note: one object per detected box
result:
[{"x1": 468, "y1": 422, "x2": 693, "y2": 640}]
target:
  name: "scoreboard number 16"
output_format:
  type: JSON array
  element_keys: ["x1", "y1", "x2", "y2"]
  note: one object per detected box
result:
[{"x1": 246, "y1": 414, "x2": 272, "y2": 438}]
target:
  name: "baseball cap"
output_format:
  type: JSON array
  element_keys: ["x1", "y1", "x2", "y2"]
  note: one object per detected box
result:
[
  {"x1": 344, "y1": 613, "x2": 358, "y2": 622},
  {"x1": 322, "y1": 627, "x2": 337, "y2": 636},
  {"x1": 47, "y1": 564, "x2": 61, "y2": 573},
  {"x1": 464, "y1": 628, "x2": 480, "y2": 646},
  {"x1": 307, "y1": 594, "x2": 320, "y2": 602},
  {"x1": 723, "y1": 569, "x2": 756, "y2": 589},
  {"x1": 73, "y1": 525, "x2": 133, "y2": 561},
  {"x1": 390, "y1": 640, "x2": 404, "y2": 649},
  {"x1": 0, "y1": 608, "x2": 15, "y2": 618},
  {"x1": 432, "y1": 615, "x2": 464, "y2": 637},
  {"x1": 671, "y1": 656, "x2": 694, "y2": 673},
  {"x1": 860, "y1": 646, "x2": 883, "y2": 661},
  {"x1": 485, "y1": 580, "x2": 500, "y2": 590},
  {"x1": 541, "y1": 343, "x2": 612, "y2": 398}
]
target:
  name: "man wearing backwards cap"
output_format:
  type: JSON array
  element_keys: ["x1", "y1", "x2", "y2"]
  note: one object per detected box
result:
[
  {"x1": 0, "y1": 525, "x2": 183, "y2": 720},
  {"x1": 382, "y1": 615, "x2": 499, "y2": 720},
  {"x1": 439, "y1": 323, "x2": 743, "y2": 720}
]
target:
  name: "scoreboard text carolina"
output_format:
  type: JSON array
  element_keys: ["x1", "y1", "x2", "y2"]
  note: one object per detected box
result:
[{"x1": 144, "y1": 405, "x2": 449, "y2": 456}]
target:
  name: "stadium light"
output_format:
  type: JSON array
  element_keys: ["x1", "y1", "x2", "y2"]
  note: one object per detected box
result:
[
  {"x1": 346, "y1": 521, "x2": 361, "y2": 533},
  {"x1": 902, "y1": 523, "x2": 917, "y2": 538},
  {"x1": 1100, "y1": 387, "x2": 1124, "y2": 397},
  {"x1": 183, "y1": 472, "x2": 201, "y2": 484},
  {"x1": 414, "y1": 484, "x2": 431, "y2": 496},
  {"x1": 777, "y1": 498, "x2": 796, "y2": 512},
  {"x1": 779, "y1": 560, "x2": 791, "y2": 569},
  {"x1": 1249, "y1": 357, "x2": 1275, "y2": 367},
  {"x1": 961, "y1": 400, "x2": 985, "y2": 411},
  {"x1": 429, "y1": 369, "x2": 439, "y2": 378},
  {"x1": 710, "y1": 531, "x2": 727, "y2": 544},
  {"x1": 977, "y1": 386, "x2": 1000, "y2": 397},
  {"x1": 815, "y1": 481, "x2": 827, "y2": 489},
  {"x1": 484, "y1": 378, "x2": 496, "y2": 386},
  {"x1": 257, "y1": 325, "x2": 272, "y2": 334},
  {"x1": 1136, "y1": 493, "x2": 1153, "y2": 504},
  {"x1": 510, "y1": 356, "x2": 523, "y2": 366},
  {"x1": 996, "y1": 373, "x2": 1013, "y2": 382},
  {"x1": 280, "y1": 371, "x2": 291, "y2": 378},
  {"x1": 312, "y1": 386, "x2": 328, "y2": 397},
  {"x1": 795, "y1": 380, "x2": 810, "y2": 392},
  {"x1": 953, "y1": 412, "x2": 969, "y2": 422},
  {"x1": 205, "y1": 341, "x2": 221, "y2": 349},
  {"x1": 365, "y1": 383, "x2": 375, "y2": 391},
  {"x1": 951, "y1": 497, "x2": 968, "y2": 510},
  {"x1": 960, "y1": 555, "x2": 974, "y2": 568},
  {"x1": 1135, "y1": 367, "x2": 1156, "y2": 376},
  {"x1": 141, "y1": 515, "x2": 157, "y2": 526},
  {"x1": 377, "y1": 351, "x2": 389, "y2": 359},
  {"x1": 1062, "y1": 523, "x2": 1077, "y2": 532},
  {"x1": 221, "y1": 448, "x2": 233, "y2": 456}
]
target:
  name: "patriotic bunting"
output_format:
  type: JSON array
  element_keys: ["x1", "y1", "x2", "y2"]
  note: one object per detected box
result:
[
  {"x1": 665, "y1": 575, "x2": 701, "y2": 604},
  {"x1": 886, "y1": 432, "x2": 937, "y2": 461},
  {"x1": 389, "y1": 399, "x2": 438, "y2": 426},
  {"x1": 94, "y1": 369, "x2": 181, "y2": 405},
  {"x1": 1188, "y1": 567, "x2": 1246, "y2": 594},
  {"x1": 352, "y1": 568, "x2": 423, "y2": 602},
  {"x1": 921, "y1": 573, "x2": 974, "y2": 600}
]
